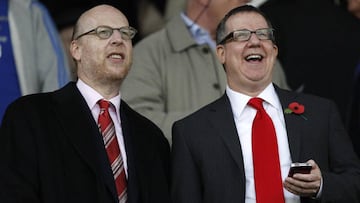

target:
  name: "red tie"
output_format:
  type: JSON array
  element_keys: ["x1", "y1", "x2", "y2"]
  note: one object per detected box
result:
[
  {"x1": 98, "y1": 100, "x2": 127, "y2": 202},
  {"x1": 248, "y1": 98, "x2": 285, "y2": 203}
]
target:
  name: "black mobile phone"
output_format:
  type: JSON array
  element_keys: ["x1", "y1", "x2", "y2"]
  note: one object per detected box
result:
[{"x1": 288, "y1": 163, "x2": 312, "y2": 177}]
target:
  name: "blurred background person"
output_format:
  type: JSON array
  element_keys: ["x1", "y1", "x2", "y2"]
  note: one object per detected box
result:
[
  {"x1": 164, "y1": 0, "x2": 270, "y2": 20},
  {"x1": 259, "y1": 0, "x2": 360, "y2": 124},
  {"x1": 165, "y1": 0, "x2": 185, "y2": 20},
  {"x1": 344, "y1": 0, "x2": 360, "y2": 157},
  {"x1": 258, "y1": 0, "x2": 360, "y2": 157},
  {"x1": 0, "y1": 0, "x2": 70, "y2": 123},
  {"x1": 347, "y1": 0, "x2": 360, "y2": 18},
  {"x1": 121, "y1": 0, "x2": 290, "y2": 142}
]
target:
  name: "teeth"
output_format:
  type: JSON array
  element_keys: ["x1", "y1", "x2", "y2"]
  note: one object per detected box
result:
[
  {"x1": 246, "y1": 54, "x2": 262, "y2": 60},
  {"x1": 110, "y1": 54, "x2": 122, "y2": 59}
]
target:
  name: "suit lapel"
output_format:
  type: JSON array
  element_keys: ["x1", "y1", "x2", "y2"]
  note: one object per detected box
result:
[
  {"x1": 207, "y1": 95, "x2": 245, "y2": 172},
  {"x1": 275, "y1": 87, "x2": 303, "y2": 162},
  {"x1": 208, "y1": 89, "x2": 306, "y2": 166},
  {"x1": 119, "y1": 101, "x2": 140, "y2": 203},
  {"x1": 51, "y1": 83, "x2": 117, "y2": 201},
  {"x1": 52, "y1": 83, "x2": 100, "y2": 172}
]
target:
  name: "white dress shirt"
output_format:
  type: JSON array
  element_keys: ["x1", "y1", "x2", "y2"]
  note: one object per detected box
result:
[
  {"x1": 76, "y1": 79, "x2": 128, "y2": 177},
  {"x1": 226, "y1": 83, "x2": 300, "y2": 203}
]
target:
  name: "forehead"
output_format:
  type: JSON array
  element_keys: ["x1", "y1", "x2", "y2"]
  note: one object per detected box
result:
[
  {"x1": 226, "y1": 12, "x2": 268, "y2": 31},
  {"x1": 81, "y1": 6, "x2": 129, "y2": 29}
]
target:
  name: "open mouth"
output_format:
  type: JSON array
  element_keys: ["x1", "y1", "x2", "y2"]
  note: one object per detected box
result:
[
  {"x1": 245, "y1": 54, "x2": 263, "y2": 62},
  {"x1": 108, "y1": 52, "x2": 125, "y2": 60}
]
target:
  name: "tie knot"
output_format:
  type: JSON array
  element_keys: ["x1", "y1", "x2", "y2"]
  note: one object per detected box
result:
[
  {"x1": 98, "y1": 99, "x2": 111, "y2": 110},
  {"x1": 248, "y1": 97, "x2": 265, "y2": 111}
]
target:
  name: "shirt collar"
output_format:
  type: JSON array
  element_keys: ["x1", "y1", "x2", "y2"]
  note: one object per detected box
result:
[
  {"x1": 180, "y1": 12, "x2": 216, "y2": 50},
  {"x1": 76, "y1": 79, "x2": 121, "y2": 113},
  {"x1": 226, "y1": 83, "x2": 282, "y2": 118}
]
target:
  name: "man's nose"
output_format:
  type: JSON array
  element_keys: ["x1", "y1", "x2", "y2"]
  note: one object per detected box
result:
[
  {"x1": 248, "y1": 32, "x2": 261, "y2": 43},
  {"x1": 110, "y1": 30, "x2": 124, "y2": 44}
]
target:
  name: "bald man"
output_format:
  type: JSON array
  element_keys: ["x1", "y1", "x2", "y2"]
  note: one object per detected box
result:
[{"x1": 0, "y1": 5, "x2": 170, "y2": 203}]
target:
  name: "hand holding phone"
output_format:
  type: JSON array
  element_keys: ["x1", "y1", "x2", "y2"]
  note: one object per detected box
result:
[{"x1": 288, "y1": 162, "x2": 312, "y2": 177}]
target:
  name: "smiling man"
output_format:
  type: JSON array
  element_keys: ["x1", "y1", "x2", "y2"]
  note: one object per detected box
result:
[
  {"x1": 171, "y1": 5, "x2": 360, "y2": 203},
  {"x1": 0, "y1": 5, "x2": 170, "y2": 203}
]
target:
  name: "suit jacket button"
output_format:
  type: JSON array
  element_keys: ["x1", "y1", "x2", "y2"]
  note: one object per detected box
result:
[
  {"x1": 213, "y1": 83, "x2": 220, "y2": 89},
  {"x1": 202, "y1": 47, "x2": 210, "y2": 54}
]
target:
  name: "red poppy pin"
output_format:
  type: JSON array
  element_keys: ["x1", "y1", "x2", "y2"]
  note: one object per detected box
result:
[{"x1": 284, "y1": 102, "x2": 307, "y2": 120}]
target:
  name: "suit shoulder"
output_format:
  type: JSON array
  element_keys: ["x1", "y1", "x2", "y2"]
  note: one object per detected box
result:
[
  {"x1": 174, "y1": 97, "x2": 223, "y2": 125},
  {"x1": 7, "y1": 92, "x2": 53, "y2": 111},
  {"x1": 2, "y1": 92, "x2": 57, "y2": 126},
  {"x1": 121, "y1": 101, "x2": 170, "y2": 148},
  {"x1": 277, "y1": 88, "x2": 339, "y2": 114},
  {"x1": 121, "y1": 101, "x2": 165, "y2": 134},
  {"x1": 290, "y1": 90, "x2": 336, "y2": 106}
]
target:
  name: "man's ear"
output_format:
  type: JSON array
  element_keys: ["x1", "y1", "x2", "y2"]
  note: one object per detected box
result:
[
  {"x1": 70, "y1": 40, "x2": 81, "y2": 61},
  {"x1": 216, "y1": 45, "x2": 225, "y2": 64},
  {"x1": 273, "y1": 44, "x2": 278, "y2": 57}
]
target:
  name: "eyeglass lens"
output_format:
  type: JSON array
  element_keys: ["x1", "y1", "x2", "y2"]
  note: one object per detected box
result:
[
  {"x1": 233, "y1": 28, "x2": 273, "y2": 41},
  {"x1": 75, "y1": 25, "x2": 137, "y2": 40},
  {"x1": 96, "y1": 26, "x2": 136, "y2": 40}
]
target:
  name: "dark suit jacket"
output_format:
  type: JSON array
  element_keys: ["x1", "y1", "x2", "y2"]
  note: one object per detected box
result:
[
  {"x1": 171, "y1": 86, "x2": 360, "y2": 203},
  {"x1": 0, "y1": 82, "x2": 171, "y2": 203}
]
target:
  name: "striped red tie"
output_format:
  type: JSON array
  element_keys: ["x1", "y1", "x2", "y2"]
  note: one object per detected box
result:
[
  {"x1": 98, "y1": 100, "x2": 127, "y2": 202},
  {"x1": 248, "y1": 98, "x2": 285, "y2": 203}
]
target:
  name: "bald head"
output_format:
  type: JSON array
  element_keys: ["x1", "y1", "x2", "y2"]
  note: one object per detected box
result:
[{"x1": 72, "y1": 5, "x2": 129, "y2": 40}]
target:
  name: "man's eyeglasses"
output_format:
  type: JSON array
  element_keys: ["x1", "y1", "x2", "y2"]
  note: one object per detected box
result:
[
  {"x1": 219, "y1": 28, "x2": 274, "y2": 44},
  {"x1": 74, "y1": 25, "x2": 137, "y2": 40}
]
